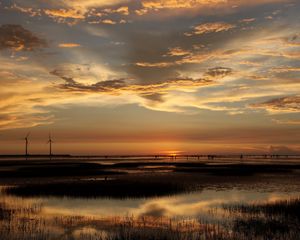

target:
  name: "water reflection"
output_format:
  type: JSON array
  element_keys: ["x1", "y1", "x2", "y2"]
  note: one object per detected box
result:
[
  {"x1": 1, "y1": 186, "x2": 300, "y2": 239},
  {"x1": 1, "y1": 157, "x2": 300, "y2": 239},
  {"x1": 1, "y1": 187, "x2": 299, "y2": 219},
  {"x1": 40, "y1": 190, "x2": 300, "y2": 218}
]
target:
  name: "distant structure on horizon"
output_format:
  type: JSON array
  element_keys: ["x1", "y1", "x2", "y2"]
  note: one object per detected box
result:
[
  {"x1": 47, "y1": 133, "x2": 54, "y2": 156},
  {"x1": 24, "y1": 132, "x2": 30, "y2": 157},
  {"x1": 22, "y1": 132, "x2": 55, "y2": 158}
]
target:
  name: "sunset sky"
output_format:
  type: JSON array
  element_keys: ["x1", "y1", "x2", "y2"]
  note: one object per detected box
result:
[{"x1": 0, "y1": 0, "x2": 299, "y2": 155}]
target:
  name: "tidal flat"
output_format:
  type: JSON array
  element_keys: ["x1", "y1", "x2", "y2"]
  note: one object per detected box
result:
[{"x1": 0, "y1": 157, "x2": 300, "y2": 239}]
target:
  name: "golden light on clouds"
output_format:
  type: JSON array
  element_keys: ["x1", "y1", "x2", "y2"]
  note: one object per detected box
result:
[
  {"x1": 0, "y1": 0, "x2": 299, "y2": 154},
  {"x1": 58, "y1": 43, "x2": 81, "y2": 48},
  {"x1": 101, "y1": 19, "x2": 117, "y2": 25},
  {"x1": 140, "y1": 0, "x2": 227, "y2": 10},
  {"x1": 44, "y1": 9, "x2": 85, "y2": 19},
  {"x1": 186, "y1": 22, "x2": 236, "y2": 36}
]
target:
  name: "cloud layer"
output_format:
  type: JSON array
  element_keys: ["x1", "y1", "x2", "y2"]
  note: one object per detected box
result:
[
  {"x1": 0, "y1": 0, "x2": 299, "y2": 154},
  {"x1": 0, "y1": 24, "x2": 46, "y2": 51}
]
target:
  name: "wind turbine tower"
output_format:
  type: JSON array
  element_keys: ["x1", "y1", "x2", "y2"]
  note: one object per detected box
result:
[
  {"x1": 48, "y1": 133, "x2": 53, "y2": 156},
  {"x1": 24, "y1": 132, "x2": 30, "y2": 157}
]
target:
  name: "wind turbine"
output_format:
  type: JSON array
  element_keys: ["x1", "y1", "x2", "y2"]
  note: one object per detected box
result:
[
  {"x1": 47, "y1": 133, "x2": 53, "y2": 157},
  {"x1": 24, "y1": 132, "x2": 30, "y2": 157}
]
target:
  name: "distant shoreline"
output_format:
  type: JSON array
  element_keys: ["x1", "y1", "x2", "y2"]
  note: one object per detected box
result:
[{"x1": 1, "y1": 154, "x2": 300, "y2": 159}]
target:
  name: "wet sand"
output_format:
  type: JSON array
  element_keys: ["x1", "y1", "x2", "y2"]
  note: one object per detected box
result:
[{"x1": 0, "y1": 158, "x2": 300, "y2": 198}]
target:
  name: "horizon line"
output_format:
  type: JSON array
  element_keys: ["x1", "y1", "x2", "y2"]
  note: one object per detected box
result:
[{"x1": 1, "y1": 154, "x2": 300, "y2": 158}]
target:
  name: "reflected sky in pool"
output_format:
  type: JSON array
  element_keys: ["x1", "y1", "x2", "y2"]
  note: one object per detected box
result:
[{"x1": 1, "y1": 188, "x2": 299, "y2": 220}]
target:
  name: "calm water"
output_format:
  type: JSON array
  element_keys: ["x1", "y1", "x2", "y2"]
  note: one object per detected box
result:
[
  {"x1": 1, "y1": 188, "x2": 299, "y2": 219},
  {"x1": 1, "y1": 180, "x2": 300, "y2": 239},
  {"x1": 1, "y1": 158, "x2": 300, "y2": 239}
]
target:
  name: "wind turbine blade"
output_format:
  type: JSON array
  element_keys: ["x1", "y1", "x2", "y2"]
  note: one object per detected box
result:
[{"x1": 26, "y1": 132, "x2": 30, "y2": 138}]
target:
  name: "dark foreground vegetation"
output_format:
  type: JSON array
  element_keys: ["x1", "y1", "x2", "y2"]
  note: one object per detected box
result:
[
  {"x1": 224, "y1": 198, "x2": 300, "y2": 239},
  {"x1": 5, "y1": 178, "x2": 190, "y2": 198},
  {"x1": 0, "y1": 161, "x2": 124, "y2": 178},
  {"x1": 0, "y1": 197, "x2": 299, "y2": 240}
]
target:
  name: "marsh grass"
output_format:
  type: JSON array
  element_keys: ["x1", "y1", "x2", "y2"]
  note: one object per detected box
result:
[
  {"x1": 1, "y1": 198, "x2": 299, "y2": 240},
  {"x1": 224, "y1": 198, "x2": 300, "y2": 219},
  {"x1": 0, "y1": 201, "x2": 51, "y2": 240},
  {"x1": 0, "y1": 200, "x2": 227, "y2": 240},
  {"x1": 223, "y1": 198, "x2": 300, "y2": 240},
  {"x1": 5, "y1": 178, "x2": 191, "y2": 198}
]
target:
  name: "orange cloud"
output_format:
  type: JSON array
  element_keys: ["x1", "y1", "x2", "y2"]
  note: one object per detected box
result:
[
  {"x1": 62, "y1": 0, "x2": 129, "y2": 10},
  {"x1": 0, "y1": 24, "x2": 46, "y2": 51},
  {"x1": 140, "y1": 0, "x2": 226, "y2": 11},
  {"x1": 58, "y1": 43, "x2": 81, "y2": 48},
  {"x1": 101, "y1": 19, "x2": 117, "y2": 24},
  {"x1": 140, "y1": 0, "x2": 291, "y2": 10},
  {"x1": 0, "y1": 113, "x2": 54, "y2": 130},
  {"x1": 135, "y1": 50, "x2": 213, "y2": 67},
  {"x1": 50, "y1": 68, "x2": 215, "y2": 95},
  {"x1": 116, "y1": 6, "x2": 129, "y2": 15},
  {"x1": 165, "y1": 47, "x2": 191, "y2": 56},
  {"x1": 239, "y1": 18, "x2": 256, "y2": 23},
  {"x1": 271, "y1": 66, "x2": 300, "y2": 73},
  {"x1": 103, "y1": 6, "x2": 129, "y2": 15},
  {"x1": 135, "y1": 0, "x2": 291, "y2": 18},
  {"x1": 10, "y1": 3, "x2": 41, "y2": 17},
  {"x1": 186, "y1": 22, "x2": 236, "y2": 36},
  {"x1": 44, "y1": 9, "x2": 85, "y2": 19},
  {"x1": 136, "y1": 62, "x2": 174, "y2": 68},
  {"x1": 272, "y1": 119, "x2": 300, "y2": 125},
  {"x1": 251, "y1": 96, "x2": 300, "y2": 113}
]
